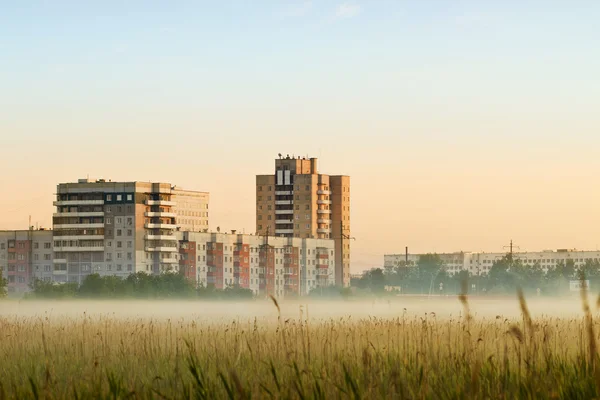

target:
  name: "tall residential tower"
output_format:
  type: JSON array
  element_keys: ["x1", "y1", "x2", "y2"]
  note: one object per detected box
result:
[
  {"x1": 256, "y1": 156, "x2": 351, "y2": 286},
  {"x1": 52, "y1": 179, "x2": 208, "y2": 284}
]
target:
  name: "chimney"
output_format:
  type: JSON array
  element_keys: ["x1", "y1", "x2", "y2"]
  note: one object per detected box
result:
[{"x1": 310, "y1": 158, "x2": 318, "y2": 174}]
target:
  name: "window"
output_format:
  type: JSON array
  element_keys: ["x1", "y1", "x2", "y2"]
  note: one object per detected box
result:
[
  {"x1": 0, "y1": 243, "x2": 4, "y2": 249},
  {"x1": 258, "y1": 215, "x2": 262, "y2": 220},
  {"x1": 117, "y1": 229, "x2": 122, "y2": 236},
  {"x1": 127, "y1": 218, "x2": 133, "y2": 225},
  {"x1": 33, "y1": 242, "x2": 39, "y2": 249},
  {"x1": 34, "y1": 254, "x2": 39, "y2": 260},
  {"x1": 117, "y1": 241, "x2": 122, "y2": 248},
  {"x1": 18, "y1": 265, "x2": 25, "y2": 272},
  {"x1": 44, "y1": 243, "x2": 51, "y2": 249},
  {"x1": 106, "y1": 217, "x2": 112, "y2": 225},
  {"x1": 44, "y1": 254, "x2": 51, "y2": 260},
  {"x1": 258, "y1": 186, "x2": 263, "y2": 191},
  {"x1": 116, "y1": 217, "x2": 122, "y2": 225},
  {"x1": 258, "y1": 225, "x2": 262, "y2": 230},
  {"x1": 117, "y1": 195, "x2": 122, "y2": 201},
  {"x1": 127, "y1": 241, "x2": 132, "y2": 248},
  {"x1": 127, "y1": 194, "x2": 133, "y2": 201},
  {"x1": 107, "y1": 195, "x2": 112, "y2": 201},
  {"x1": 268, "y1": 215, "x2": 272, "y2": 220},
  {"x1": 127, "y1": 229, "x2": 132, "y2": 236},
  {"x1": 305, "y1": 205, "x2": 310, "y2": 210}
]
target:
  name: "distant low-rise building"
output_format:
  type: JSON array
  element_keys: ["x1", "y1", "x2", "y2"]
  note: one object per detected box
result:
[{"x1": 384, "y1": 249, "x2": 600, "y2": 276}]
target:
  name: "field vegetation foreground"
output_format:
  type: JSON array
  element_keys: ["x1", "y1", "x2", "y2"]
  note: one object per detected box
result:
[{"x1": 2, "y1": 291, "x2": 600, "y2": 399}]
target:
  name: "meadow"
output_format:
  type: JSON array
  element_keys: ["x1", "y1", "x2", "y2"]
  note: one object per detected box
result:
[{"x1": 1, "y1": 293, "x2": 600, "y2": 399}]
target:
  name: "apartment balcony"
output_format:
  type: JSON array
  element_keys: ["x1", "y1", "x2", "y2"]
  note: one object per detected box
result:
[
  {"x1": 52, "y1": 269, "x2": 67, "y2": 275},
  {"x1": 275, "y1": 219, "x2": 293, "y2": 224},
  {"x1": 316, "y1": 209, "x2": 332, "y2": 214},
  {"x1": 275, "y1": 191, "x2": 291, "y2": 195},
  {"x1": 52, "y1": 259, "x2": 67, "y2": 264},
  {"x1": 317, "y1": 200, "x2": 332, "y2": 205},
  {"x1": 275, "y1": 200, "x2": 292, "y2": 205},
  {"x1": 145, "y1": 235, "x2": 178, "y2": 241},
  {"x1": 161, "y1": 258, "x2": 178, "y2": 264},
  {"x1": 53, "y1": 212, "x2": 104, "y2": 218},
  {"x1": 54, "y1": 223, "x2": 105, "y2": 229},
  {"x1": 317, "y1": 218, "x2": 331, "y2": 224},
  {"x1": 145, "y1": 246, "x2": 178, "y2": 252},
  {"x1": 275, "y1": 210, "x2": 293, "y2": 215},
  {"x1": 145, "y1": 211, "x2": 177, "y2": 218},
  {"x1": 54, "y1": 235, "x2": 105, "y2": 241},
  {"x1": 317, "y1": 228, "x2": 331, "y2": 234},
  {"x1": 53, "y1": 246, "x2": 104, "y2": 252},
  {"x1": 317, "y1": 190, "x2": 332, "y2": 195},
  {"x1": 275, "y1": 229, "x2": 294, "y2": 234},
  {"x1": 145, "y1": 223, "x2": 177, "y2": 230},
  {"x1": 145, "y1": 200, "x2": 176, "y2": 206},
  {"x1": 53, "y1": 200, "x2": 104, "y2": 206}
]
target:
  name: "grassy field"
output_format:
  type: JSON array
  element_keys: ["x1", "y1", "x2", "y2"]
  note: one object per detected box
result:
[{"x1": 1, "y1": 293, "x2": 600, "y2": 399}]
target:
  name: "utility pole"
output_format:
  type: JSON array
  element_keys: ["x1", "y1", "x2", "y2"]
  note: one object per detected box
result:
[{"x1": 503, "y1": 239, "x2": 520, "y2": 265}]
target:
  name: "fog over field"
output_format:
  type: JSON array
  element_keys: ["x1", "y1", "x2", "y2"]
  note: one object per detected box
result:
[{"x1": 0, "y1": 296, "x2": 593, "y2": 322}]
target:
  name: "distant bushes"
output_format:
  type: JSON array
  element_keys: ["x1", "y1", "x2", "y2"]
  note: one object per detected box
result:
[{"x1": 27, "y1": 272, "x2": 254, "y2": 300}]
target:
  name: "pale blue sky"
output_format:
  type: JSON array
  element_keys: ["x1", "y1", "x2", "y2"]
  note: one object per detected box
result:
[{"x1": 1, "y1": 1, "x2": 600, "y2": 270}]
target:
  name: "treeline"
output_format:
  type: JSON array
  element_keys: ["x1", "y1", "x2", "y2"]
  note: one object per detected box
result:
[
  {"x1": 26, "y1": 272, "x2": 254, "y2": 300},
  {"x1": 353, "y1": 254, "x2": 599, "y2": 296}
]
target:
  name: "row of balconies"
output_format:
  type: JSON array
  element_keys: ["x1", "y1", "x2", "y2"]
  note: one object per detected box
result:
[
  {"x1": 53, "y1": 211, "x2": 104, "y2": 217},
  {"x1": 53, "y1": 200, "x2": 104, "y2": 206},
  {"x1": 145, "y1": 199, "x2": 176, "y2": 206}
]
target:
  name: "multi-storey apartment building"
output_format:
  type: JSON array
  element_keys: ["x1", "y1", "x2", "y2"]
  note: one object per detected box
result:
[
  {"x1": 384, "y1": 249, "x2": 600, "y2": 276},
  {"x1": 53, "y1": 179, "x2": 209, "y2": 284},
  {"x1": 0, "y1": 229, "x2": 53, "y2": 293},
  {"x1": 256, "y1": 155, "x2": 351, "y2": 287},
  {"x1": 177, "y1": 231, "x2": 335, "y2": 298}
]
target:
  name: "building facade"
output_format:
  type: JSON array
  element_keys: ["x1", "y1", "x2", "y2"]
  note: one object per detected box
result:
[
  {"x1": 384, "y1": 249, "x2": 600, "y2": 276},
  {"x1": 177, "y1": 231, "x2": 335, "y2": 298},
  {"x1": 0, "y1": 229, "x2": 54, "y2": 293},
  {"x1": 256, "y1": 156, "x2": 351, "y2": 287},
  {"x1": 53, "y1": 179, "x2": 209, "y2": 284}
]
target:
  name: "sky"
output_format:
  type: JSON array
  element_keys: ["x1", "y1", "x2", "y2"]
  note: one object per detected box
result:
[{"x1": 1, "y1": 1, "x2": 600, "y2": 272}]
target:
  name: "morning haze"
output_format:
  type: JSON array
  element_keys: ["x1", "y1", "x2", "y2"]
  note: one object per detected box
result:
[{"x1": 3, "y1": 1, "x2": 600, "y2": 399}]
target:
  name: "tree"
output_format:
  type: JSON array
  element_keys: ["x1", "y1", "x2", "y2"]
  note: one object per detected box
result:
[
  {"x1": 417, "y1": 254, "x2": 444, "y2": 293},
  {"x1": 487, "y1": 256, "x2": 511, "y2": 292},
  {"x1": 0, "y1": 271, "x2": 7, "y2": 298}
]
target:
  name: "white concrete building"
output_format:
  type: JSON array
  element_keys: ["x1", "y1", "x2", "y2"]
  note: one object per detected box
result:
[{"x1": 384, "y1": 249, "x2": 600, "y2": 276}]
